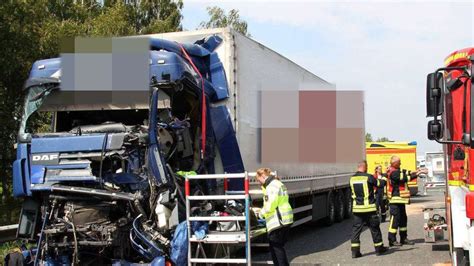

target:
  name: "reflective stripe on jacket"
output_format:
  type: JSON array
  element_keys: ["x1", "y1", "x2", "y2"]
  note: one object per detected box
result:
[
  {"x1": 350, "y1": 172, "x2": 379, "y2": 213},
  {"x1": 261, "y1": 177, "x2": 293, "y2": 233},
  {"x1": 387, "y1": 167, "x2": 410, "y2": 204},
  {"x1": 373, "y1": 173, "x2": 388, "y2": 199}
]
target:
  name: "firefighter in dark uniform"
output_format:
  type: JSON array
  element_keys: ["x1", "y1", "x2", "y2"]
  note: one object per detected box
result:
[
  {"x1": 387, "y1": 155, "x2": 418, "y2": 246},
  {"x1": 350, "y1": 160, "x2": 388, "y2": 258},
  {"x1": 374, "y1": 165, "x2": 388, "y2": 222}
]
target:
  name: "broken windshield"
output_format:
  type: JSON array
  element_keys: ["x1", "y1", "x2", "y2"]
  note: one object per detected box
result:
[{"x1": 18, "y1": 85, "x2": 56, "y2": 142}]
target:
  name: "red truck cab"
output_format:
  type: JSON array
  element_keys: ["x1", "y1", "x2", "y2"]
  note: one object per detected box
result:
[{"x1": 426, "y1": 47, "x2": 474, "y2": 265}]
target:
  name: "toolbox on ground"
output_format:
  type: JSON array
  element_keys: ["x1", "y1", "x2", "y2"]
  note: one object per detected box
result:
[{"x1": 423, "y1": 207, "x2": 447, "y2": 243}]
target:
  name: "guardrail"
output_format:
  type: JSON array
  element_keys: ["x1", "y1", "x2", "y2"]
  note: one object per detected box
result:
[{"x1": 0, "y1": 224, "x2": 18, "y2": 243}]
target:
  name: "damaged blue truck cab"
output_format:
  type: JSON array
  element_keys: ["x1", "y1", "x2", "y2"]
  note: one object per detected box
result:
[{"x1": 13, "y1": 34, "x2": 244, "y2": 264}]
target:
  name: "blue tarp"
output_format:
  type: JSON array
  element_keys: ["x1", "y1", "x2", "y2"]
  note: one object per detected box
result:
[{"x1": 170, "y1": 222, "x2": 188, "y2": 266}]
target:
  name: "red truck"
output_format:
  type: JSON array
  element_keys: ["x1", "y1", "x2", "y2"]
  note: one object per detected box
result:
[{"x1": 426, "y1": 47, "x2": 474, "y2": 265}]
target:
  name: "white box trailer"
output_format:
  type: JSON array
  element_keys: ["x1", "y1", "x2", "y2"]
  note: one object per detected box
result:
[{"x1": 150, "y1": 28, "x2": 366, "y2": 226}]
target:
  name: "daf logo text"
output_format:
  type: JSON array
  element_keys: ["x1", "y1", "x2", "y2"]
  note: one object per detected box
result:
[{"x1": 32, "y1": 154, "x2": 58, "y2": 161}]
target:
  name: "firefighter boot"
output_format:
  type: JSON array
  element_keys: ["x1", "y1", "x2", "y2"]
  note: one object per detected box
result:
[
  {"x1": 400, "y1": 229, "x2": 414, "y2": 245},
  {"x1": 401, "y1": 238, "x2": 415, "y2": 245},
  {"x1": 376, "y1": 246, "x2": 388, "y2": 256},
  {"x1": 351, "y1": 247, "x2": 362, "y2": 258},
  {"x1": 389, "y1": 241, "x2": 402, "y2": 247},
  {"x1": 352, "y1": 250, "x2": 362, "y2": 258}
]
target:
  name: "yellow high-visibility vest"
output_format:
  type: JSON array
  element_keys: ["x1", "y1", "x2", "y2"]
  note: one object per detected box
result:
[
  {"x1": 261, "y1": 178, "x2": 293, "y2": 233},
  {"x1": 350, "y1": 174, "x2": 378, "y2": 213}
]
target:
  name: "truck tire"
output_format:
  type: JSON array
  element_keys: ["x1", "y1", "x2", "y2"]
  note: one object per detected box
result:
[
  {"x1": 453, "y1": 248, "x2": 468, "y2": 266},
  {"x1": 324, "y1": 191, "x2": 336, "y2": 226},
  {"x1": 344, "y1": 188, "x2": 352, "y2": 218},
  {"x1": 335, "y1": 190, "x2": 345, "y2": 222}
]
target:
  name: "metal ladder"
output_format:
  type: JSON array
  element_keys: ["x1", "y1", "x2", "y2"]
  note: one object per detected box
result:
[{"x1": 185, "y1": 172, "x2": 251, "y2": 265}]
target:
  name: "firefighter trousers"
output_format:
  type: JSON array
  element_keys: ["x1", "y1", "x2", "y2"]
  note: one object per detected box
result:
[
  {"x1": 388, "y1": 203, "x2": 407, "y2": 243},
  {"x1": 351, "y1": 212, "x2": 384, "y2": 252},
  {"x1": 376, "y1": 188, "x2": 387, "y2": 218}
]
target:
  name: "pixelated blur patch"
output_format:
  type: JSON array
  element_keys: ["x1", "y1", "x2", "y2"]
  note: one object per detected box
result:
[
  {"x1": 59, "y1": 37, "x2": 75, "y2": 54},
  {"x1": 60, "y1": 37, "x2": 149, "y2": 106},
  {"x1": 299, "y1": 128, "x2": 336, "y2": 163},
  {"x1": 261, "y1": 128, "x2": 299, "y2": 163},
  {"x1": 299, "y1": 91, "x2": 336, "y2": 129},
  {"x1": 75, "y1": 37, "x2": 112, "y2": 53},
  {"x1": 336, "y1": 91, "x2": 364, "y2": 128},
  {"x1": 73, "y1": 53, "x2": 113, "y2": 91},
  {"x1": 261, "y1": 91, "x2": 298, "y2": 128},
  {"x1": 336, "y1": 128, "x2": 365, "y2": 163},
  {"x1": 259, "y1": 89, "x2": 364, "y2": 164}
]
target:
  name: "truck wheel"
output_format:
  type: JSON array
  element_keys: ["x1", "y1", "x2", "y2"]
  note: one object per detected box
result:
[
  {"x1": 335, "y1": 190, "x2": 344, "y2": 222},
  {"x1": 453, "y1": 248, "x2": 468, "y2": 266},
  {"x1": 324, "y1": 192, "x2": 336, "y2": 226},
  {"x1": 344, "y1": 188, "x2": 352, "y2": 218}
]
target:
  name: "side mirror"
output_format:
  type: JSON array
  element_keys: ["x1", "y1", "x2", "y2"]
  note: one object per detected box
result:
[
  {"x1": 426, "y1": 72, "x2": 444, "y2": 117},
  {"x1": 428, "y1": 120, "x2": 443, "y2": 140}
]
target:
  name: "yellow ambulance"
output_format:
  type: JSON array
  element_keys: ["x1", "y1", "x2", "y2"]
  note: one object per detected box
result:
[{"x1": 366, "y1": 141, "x2": 418, "y2": 195}]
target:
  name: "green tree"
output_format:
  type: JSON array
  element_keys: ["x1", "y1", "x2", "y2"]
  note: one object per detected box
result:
[
  {"x1": 365, "y1": 132, "x2": 373, "y2": 142},
  {"x1": 90, "y1": 3, "x2": 136, "y2": 36},
  {"x1": 199, "y1": 6, "x2": 250, "y2": 36},
  {"x1": 0, "y1": 0, "x2": 48, "y2": 201},
  {"x1": 365, "y1": 132, "x2": 391, "y2": 142},
  {"x1": 134, "y1": 0, "x2": 183, "y2": 34},
  {"x1": 0, "y1": 0, "x2": 183, "y2": 199}
]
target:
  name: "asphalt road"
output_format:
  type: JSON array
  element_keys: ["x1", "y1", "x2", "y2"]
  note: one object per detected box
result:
[{"x1": 254, "y1": 190, "x2": 451, "y2": 265}]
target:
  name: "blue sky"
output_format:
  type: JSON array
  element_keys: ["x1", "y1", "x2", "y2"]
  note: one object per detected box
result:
[{"x1": 182, "y1": 1, "x2": 473, "y2": 154}]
